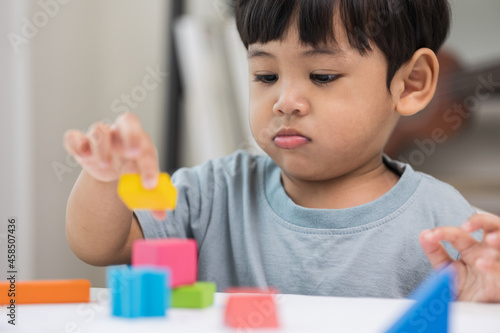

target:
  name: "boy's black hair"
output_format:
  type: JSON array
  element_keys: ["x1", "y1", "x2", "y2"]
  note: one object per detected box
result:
[{"x1": 235, "y1": 0, "x2": 451, "y2": 89}]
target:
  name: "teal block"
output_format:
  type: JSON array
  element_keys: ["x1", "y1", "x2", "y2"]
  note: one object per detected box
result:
[
  {"x1": 107, "y1": 265, "x2": 171, "y2": 318},
  {"x1": 385, "y1": 266, "x2": 455, "y2": 333}
]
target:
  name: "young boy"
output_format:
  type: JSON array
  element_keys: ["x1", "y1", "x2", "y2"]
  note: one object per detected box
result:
[{"x1": 64, "y1": 0, "x2": 500, "y2": 302}]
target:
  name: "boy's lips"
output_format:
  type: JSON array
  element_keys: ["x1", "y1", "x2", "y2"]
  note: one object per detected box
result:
[{"x1": 273, "y1": 128, "x2": 311, "y2": 149}]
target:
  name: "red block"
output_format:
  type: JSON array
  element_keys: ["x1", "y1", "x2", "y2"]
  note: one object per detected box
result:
[
  {"x1": 225, "y1": 287, "x2": 278, "y2": 294},
  {"x1": 224, "y1": 289, "x2": 279, "y2": 329},
  {"x1": 132, "y1": 238, "x2": 197, "y2": 288}
]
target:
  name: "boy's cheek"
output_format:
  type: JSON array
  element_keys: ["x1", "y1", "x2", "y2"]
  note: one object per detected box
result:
[{"x1": 252, "y1": 122, "x2": 274, "y2": 148}]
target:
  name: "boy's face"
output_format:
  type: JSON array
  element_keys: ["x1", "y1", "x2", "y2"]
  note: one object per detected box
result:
[{"x1": 248, "y1": 23, "x2": 400, "y2": 181}]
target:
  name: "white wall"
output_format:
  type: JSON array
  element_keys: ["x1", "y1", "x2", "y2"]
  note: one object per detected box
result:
[
  {"x1": 410, "y1": 0, "x2": 500, "y2": 215},
  {"x1": 1, "y1": 0, "x2": 169, "y2": 287},
  {"x1": 0, "y1": 0, "x2": 35, "y2": 281},
  {"x1": 446, "y1": 0, "x2": 500, "y2": 64}
]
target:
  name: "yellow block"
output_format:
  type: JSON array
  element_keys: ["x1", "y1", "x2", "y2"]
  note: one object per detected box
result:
[{"x1": 118, "y1": 173, "x2": 177, "y2": 210}]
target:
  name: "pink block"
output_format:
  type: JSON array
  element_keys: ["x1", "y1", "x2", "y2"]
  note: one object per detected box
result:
[{"x1": 132, "y1": 239, "x2": 197, "y2": 288}]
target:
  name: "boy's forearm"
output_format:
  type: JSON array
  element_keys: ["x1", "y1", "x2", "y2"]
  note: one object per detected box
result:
[{"x1": 66, "y1": 170, "x2": 136, "y2": 266}]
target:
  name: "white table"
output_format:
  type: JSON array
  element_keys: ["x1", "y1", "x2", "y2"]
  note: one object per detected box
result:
[{"x1": 1, "y1": 288, "x2": 499, "y2": 332}]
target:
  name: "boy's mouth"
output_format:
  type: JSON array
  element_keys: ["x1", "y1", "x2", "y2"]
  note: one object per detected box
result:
[{"x1": 273, "y1": 128, "x2": 311, "y2": 149}]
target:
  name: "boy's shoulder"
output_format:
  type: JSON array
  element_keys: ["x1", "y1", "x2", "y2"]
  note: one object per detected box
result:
[{"x1": 386, "y1": 156, "x2": 476, "y2": 222}]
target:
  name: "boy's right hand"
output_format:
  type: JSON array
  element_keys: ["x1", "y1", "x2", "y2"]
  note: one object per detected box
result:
[{"x1": 63, "y1": 112, "x2": 166, "y2": 220}]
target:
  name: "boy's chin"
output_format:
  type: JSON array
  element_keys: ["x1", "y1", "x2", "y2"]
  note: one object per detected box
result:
[{"x1": 272, "y1": 155, "x2": 335, "y2": 182}]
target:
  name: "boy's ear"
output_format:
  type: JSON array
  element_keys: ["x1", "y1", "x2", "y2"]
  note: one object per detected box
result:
[{"x1": 392, "y1": 48, "x2": 439, "y2": 116}]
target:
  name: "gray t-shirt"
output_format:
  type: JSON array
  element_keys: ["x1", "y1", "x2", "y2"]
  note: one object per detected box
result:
[{"x1": 136, "y1": 150, "x2": 475, "y2": 298}]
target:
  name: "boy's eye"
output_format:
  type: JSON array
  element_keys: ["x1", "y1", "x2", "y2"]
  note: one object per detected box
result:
[
  {"x1": 310, "y1": 74, "x2": 340, "y2": 84},
  {"x1": 254, "y1": 74, "x2": 278, "y2": 84}
]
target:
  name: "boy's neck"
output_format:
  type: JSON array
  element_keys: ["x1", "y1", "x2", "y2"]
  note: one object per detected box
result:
[{"x1": 280, "y1": 155, "x2": 400, "y2": 210}]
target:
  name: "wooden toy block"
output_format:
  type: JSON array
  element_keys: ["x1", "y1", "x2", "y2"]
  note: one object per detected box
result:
[
  {"x1": 172, "y1": 281, "x2": 216, "y2": 308},
  {"x1": 107, "y1": 265, "x2": 170, "y2": 318},
  {"x1": 132, "y1": 238, "x2": 197, "y2": 288},
  {"x1": 117, "y1": 172, "x2": 177, "y2": 211},
  {"x1": 224, "y1": 289, "x2": 279, "y2": 329},
  {"x1": 385, "y1": 266, "x2": 455, "y2": 333},
  {"x1": 0, "y1": 279, "x2": 90, "y2": 305}
]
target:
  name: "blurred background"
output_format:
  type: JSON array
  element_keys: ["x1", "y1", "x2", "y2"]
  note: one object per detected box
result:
[{"x1": 0, "y1": 0, "x2": 498, "y2": 287}]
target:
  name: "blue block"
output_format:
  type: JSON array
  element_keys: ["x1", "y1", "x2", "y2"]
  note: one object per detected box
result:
[
  {"x1": 107, "y1": 265, "x2": 171, "y2": 318},
  {"x1": 385, "y1": 266, "x2": 455, "y2": 333}
]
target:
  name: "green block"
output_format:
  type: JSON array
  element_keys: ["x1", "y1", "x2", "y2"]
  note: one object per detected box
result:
[{"x1": 172, "y1": 282, "x2": 216, "y2": 308}]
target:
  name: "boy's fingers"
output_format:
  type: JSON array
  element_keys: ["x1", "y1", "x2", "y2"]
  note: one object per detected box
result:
[
  {"x1": 87, "y1": 122, "x2": 112, "y2": 167},
  {"x1": 109, "y1": 125, "x2": 124, "y2": 151},
  {"x1": 485, "y1": 232, "x2": 500, "y2": 249},
  {"x1": 427, "y1": 226, "x2": 478, "y2": 254},
  {"x1": 462, "y1": 213, "x2": 500, "y2": 249},
  {"x1": 476, "y1": 256, "x2": 500, "y2": 273},
  {"x1": 115, "y1": 112, "x2": 144, "y2": 158},
  {"x1": 119, "y1": 159, "x2": 140, "y2": 175},
  {"x1": 114, "y1": 113, "x2": 160, "y2": 189},
  {"x1": 463, "y1": 213, "x2": 500, "y2": 234},
  {"x1": 136, "y1": 144, "x2": 159, "y2": 189},
  {"x1": 63, "y1": 130, "x2": 91, "y2": 159},
  {"x1": 419, "y1": 229, "x2": 453, "y2": 269}
]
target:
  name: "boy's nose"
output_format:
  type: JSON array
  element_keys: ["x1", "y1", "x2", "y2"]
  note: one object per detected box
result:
[{"x1": 272, "y1": 86, "x2": 310, "y2": 116}]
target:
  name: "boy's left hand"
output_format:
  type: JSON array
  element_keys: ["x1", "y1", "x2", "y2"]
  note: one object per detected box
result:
[{"x1": 419, "y1": 213, "x2": 500, "y2": 302}]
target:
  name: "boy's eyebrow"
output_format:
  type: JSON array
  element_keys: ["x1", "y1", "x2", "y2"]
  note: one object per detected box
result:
[
  {"x1": 247, "y1": 49, "x2": 275, "y2": 59},
  {"x1": 248, "y1": 46, "x2": 346, "y2": 59},
  {"x1": 302, "y1": 47, "x2": 346, "y2": 58}
]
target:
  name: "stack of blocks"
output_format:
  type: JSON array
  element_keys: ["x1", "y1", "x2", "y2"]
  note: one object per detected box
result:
[
  {"x1": 108, "y1": 238, "x2": 215, "y2": 318},
  {"x1": 107, "y1": 238, "x2": 216, "y2": 318},
  {"x1": 109, "y1": 173, "x2": 216, "y2": 318},
  {"x1": 133, "y1": 238, "x2": 216, "y2": 309}
]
